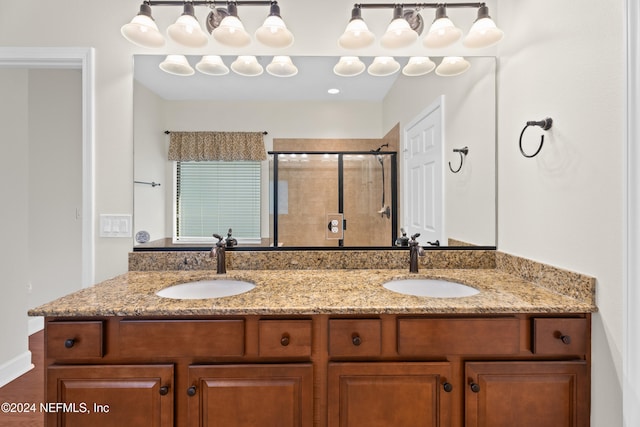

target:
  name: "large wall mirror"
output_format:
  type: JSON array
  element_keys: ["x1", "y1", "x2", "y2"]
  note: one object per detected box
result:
[{"x1": 133, "y1": 54, "x2": 496, "y2": 250}]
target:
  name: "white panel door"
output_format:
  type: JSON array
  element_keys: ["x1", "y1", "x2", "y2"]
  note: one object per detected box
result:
[{"x1": 403, "y1": 97, "x2": 444, "y2": 246}]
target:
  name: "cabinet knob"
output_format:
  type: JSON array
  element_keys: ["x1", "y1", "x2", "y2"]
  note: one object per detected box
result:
[
  {"x1": 187, "y1": 385, "x2": 197, "y2": 396},
  {"x1": 443, "y1": 382, "x2": 453, "y2": 393},
  {"x1": 351, "y1": 333, "x2": 362, "y2": 346},
  {"x1": 64, "y1": 339, "x2": 75, "y2": 348},
  {"x1": 280, "y1": 333, "x2": 290, "y2": 346},
  {"x1": 470, "y1": 382, "x2": 481, "y2": 393},
  {"x1": 159, "y1": 385, "x2": 169, "y2": 396},
  {"x1": 554, "y1": 331, "x2": 571, "y2": 344}
]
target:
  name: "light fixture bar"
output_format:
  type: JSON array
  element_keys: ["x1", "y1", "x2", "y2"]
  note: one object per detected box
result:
[
  {"x1": 353, "y1": 2, "x2": 486, "y2": 10},
  {"x1": 145, "y1": 1, "x2": 277, "y2": 6}
]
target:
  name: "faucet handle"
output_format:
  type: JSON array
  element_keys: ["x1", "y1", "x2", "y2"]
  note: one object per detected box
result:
[
  {"x1": 410, "y1": 233, "x2": 421, "y2": 242},
  {"x1": 212, "y1": 233, "x2": 225, "y2": 247}
]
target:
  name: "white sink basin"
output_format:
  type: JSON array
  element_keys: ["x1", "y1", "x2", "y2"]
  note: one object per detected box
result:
[
  {"x1": 156, "y1": 279, "x2": 255, "y2": 300},
  {"x1": 383, "y1": 279, "x2": 479, "y2": 298}
]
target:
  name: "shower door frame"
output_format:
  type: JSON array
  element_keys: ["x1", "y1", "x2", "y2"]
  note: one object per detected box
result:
[{"x1": 270, "y1": 151, "x2": 398, "y2": 248}]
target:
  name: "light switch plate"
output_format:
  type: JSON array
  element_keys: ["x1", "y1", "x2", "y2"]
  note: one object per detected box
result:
[{"x1": 100, "y1": 214, "x2": 132, "y2": 238}]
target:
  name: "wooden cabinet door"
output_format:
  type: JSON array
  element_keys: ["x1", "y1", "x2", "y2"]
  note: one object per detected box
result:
[
  {"x1": 187, "y1": 364, "x2": 313, "y2": 427},
  {"x1": 465, "y1": 361, "x2": 589, "y2": 427},
  {"x1": 328, "y1": 362, "x2": 453, "y2": 427},
  {"x1": 47, "y1": 364, "x2": 173, "y2": 427}
]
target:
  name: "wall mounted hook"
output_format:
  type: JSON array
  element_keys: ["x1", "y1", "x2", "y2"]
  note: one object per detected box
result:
[
  {"x1": 448, "y1": 146, "x2": 469, "y2": 173},
  {"x1": 519, "y1": 117, "x2": 553, "y2": 158}
]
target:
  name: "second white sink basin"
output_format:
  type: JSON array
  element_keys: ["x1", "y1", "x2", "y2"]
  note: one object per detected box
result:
[
  {"x1": 156, "y1": 279, "x2": 255, "y2": 300},
  {"x1": 383, "y1": 279, "x2": 479, "y2": 298}
]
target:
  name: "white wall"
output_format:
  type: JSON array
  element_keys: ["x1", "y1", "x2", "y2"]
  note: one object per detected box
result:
[
  {"x1": 133, "y1": 82, "x2": 166, "y2": 242},
  {"x1": 28, "y1": 69, "x2": 83, "y2": 308},
  {"x1": 497, "y1": 1, "x2": 625, "y2": 426},
  {"x1": 0, "y1": 69, "x2": 31, "y2": 386}
]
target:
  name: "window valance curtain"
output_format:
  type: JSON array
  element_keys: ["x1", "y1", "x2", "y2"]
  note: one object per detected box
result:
[{"x1": 168, "y1": 131, "x2": 267, "y2": 161}]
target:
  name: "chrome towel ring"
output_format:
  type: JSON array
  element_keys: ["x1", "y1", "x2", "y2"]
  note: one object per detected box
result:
[{"x1": 519, "y1": 117, "x2": 553, "y2": 158}]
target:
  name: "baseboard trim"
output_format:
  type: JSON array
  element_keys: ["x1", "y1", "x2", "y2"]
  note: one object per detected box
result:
[
  {"x1": 0, "y1": 350, "x2": 33, "y2": 388},
  {"x1": 28, "y1": 316, "x2": 44, "y2": 335}
]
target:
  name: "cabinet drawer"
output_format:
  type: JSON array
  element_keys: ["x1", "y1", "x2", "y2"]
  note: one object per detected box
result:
[
  {"x1": 119, "y1": 319, "x2": 245, "y2": 357},
  {"x1": 329, "y1": 319, "x2": 381, "y2": 357},
  {"x1": 533, "y1": 318, "x2": 588, "y2": 356},
  {"x1": 398, "y1": 318, "x2": 520, "y2": 356},
  {"x1": 258, "y1": 320, "x2": 312, "y2": 357},
  {"x1": 47, "y1": 321, "x2": 104, "y2": 359}
]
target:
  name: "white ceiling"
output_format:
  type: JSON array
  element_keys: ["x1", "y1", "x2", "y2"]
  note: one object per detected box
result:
[{"x1": 134, "y1": 55, "x2": 401, "y2": 102}]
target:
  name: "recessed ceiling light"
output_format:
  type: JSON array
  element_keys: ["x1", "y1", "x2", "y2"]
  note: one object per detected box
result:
[{"x1": 328, "y1": 88, "x2": 340, "y2": 95}]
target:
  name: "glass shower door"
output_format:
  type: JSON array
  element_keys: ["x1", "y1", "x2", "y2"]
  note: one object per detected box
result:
[{"x1": 271, "y1": 152, "x2": 396, "y2": 247}]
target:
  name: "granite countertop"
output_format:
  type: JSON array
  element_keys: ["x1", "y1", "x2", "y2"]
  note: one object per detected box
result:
[{"x1": 29, "y1": 268, "x2": 597, "y2": 317}]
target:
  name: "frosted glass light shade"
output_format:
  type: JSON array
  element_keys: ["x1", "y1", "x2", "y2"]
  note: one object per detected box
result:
[
  {"x1": 213, "y1": 16, "x2": 251, "y2": 47},
  {"x1": 121, "y1": 4, "x2": 165, "y2": 48},
  {"x1": 255, "y1": 15, "x2": 294, "y2": 48},
  {"x1": 231, "y1": 56, "x2": 264, "y2": 76},
  {"x1": 463, "y1": 17, "x2": 504, "y2": 48},
  {"x1": 333, "y1": 56, "x2": 366, "y2": 77},
  {"x1": 380, "y1": 17, "x2": 418, "y2": 49},
  {"x1": 435, "y1": 56, "x2": 470, "y2": 76},
  {"x1": 266, "y1": 56, "x2": 298, "y2": 77},
  {"x1": 196, "y1": 55, "x2": 229, "y2": 76},
  {"x1": 402, "y1": 56, "x2": 436, "y2": 76},
  {"x1": 159, "y1": 55, "x2": 195, "y2": 76},
  {"x1": 339, "y1": 17, "x2": 375, "y2": 49},
  {"x1": 368, "y1": 56, "x2": 400, "y2": 77},
  {"x1": 423, "y1": 7, "x2": 462, "y2": 48},
  {"x1": 167, "y1": 5, "x2": 208, "y2": 48}
]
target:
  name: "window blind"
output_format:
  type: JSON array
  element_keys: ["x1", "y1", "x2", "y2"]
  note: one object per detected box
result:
[{"x1": 176, "y1": 161, "x2": 261, "y2": 241}]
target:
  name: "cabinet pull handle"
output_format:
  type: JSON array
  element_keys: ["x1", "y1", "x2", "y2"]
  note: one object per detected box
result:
[
  {"x1": 64, "y1": 339, "x2": 75, "y2": 348},
  {"x1": 554, "y1": 331, "x2": 572, "y2": 345},
  {"x1": 351, "y1": 333, "x2": 362, "y2": 346},
  {"x1": 159, "y1": 385, "x2": 169, "y2": 396},
  {"x1": 187, "y1": 385, "x2": 197, "y2": 396},
  {"x1": 470, "y1": 382, "x2": 481, "y2": 393},
  {"x1": 443, "y1": 382, "x2": 453, "y2": 392},
  {"x1": 280, "y1": 333, "x2": 290, "y2": 347}
]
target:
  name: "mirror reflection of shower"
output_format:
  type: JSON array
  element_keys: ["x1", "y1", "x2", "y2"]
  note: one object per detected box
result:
[
  {"x1": 270, "y1": 151, "x2": 397, "y2": 247},
  {"x1": 372, "y1": 143, "x2": 391, "y2": 219}
]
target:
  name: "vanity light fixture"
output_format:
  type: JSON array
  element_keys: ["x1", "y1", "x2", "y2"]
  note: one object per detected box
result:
[
  {"x1": 367, "y1": 56, "x2": 400, "y2": 76},
  {"x1": 195, "y1": 55, "x2": 230, "y2": 75},
  {"x1": 333, "y1": 56, "x2": 366, "y2": 77},
  {"x1": 435, "y1": 56, "x2": 470, "y2": 76},
  {"x1": 402, "y1": 56, "x2": 436, "y2": 76},
  {"x1": 212, "y1": 2, "x2": 251, "y2": 47},
  {"x1": 266, "y1": 56, "x2": 298, "y2": 77},
  {"x1": 338, "y1": 6, "x2": 375, "y2": 49},
  {"x1": 254, "y1": 2, "x2": 294, "y2": 48},
  {"x1": 120, "y1": 3, "x2": 166, "y2": 48},
  {"x1": 380, "y1": 5, "x2": 419, "y2": 49},
  {"x1": 338, "y1": 2, "x2": 503, "y2": 50},
  {"x1": 159, "y1": 54, "x2": 195, "y2": 76},
  {"x1": 423, "y1": 5, "x2": 462, "y2": 48},
  {"x1": 463, "y1": 4, "x2": 504, "y2": 48},
  {"x1": 167, "y1": 2, "x2": 209, "y2": 47},
  {"x1": 121, "y1": 1, "x2": 294, "y2": 49},
  {"x1": 230, "y1": 55, "x2": 264, "y2": 76}
]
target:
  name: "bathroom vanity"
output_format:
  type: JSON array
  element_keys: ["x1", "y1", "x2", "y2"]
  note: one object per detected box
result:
[{"x1": 31, "y1": 263, "x2": 596, "y2": 427}]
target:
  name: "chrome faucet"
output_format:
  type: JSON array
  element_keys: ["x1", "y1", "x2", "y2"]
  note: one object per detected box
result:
[
  {"x1": 210, "y1": 233, "x2": 226, "y2": 274},
  {"x1": 409, "y1": 233, "x2": 425, "y2": 273}
]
